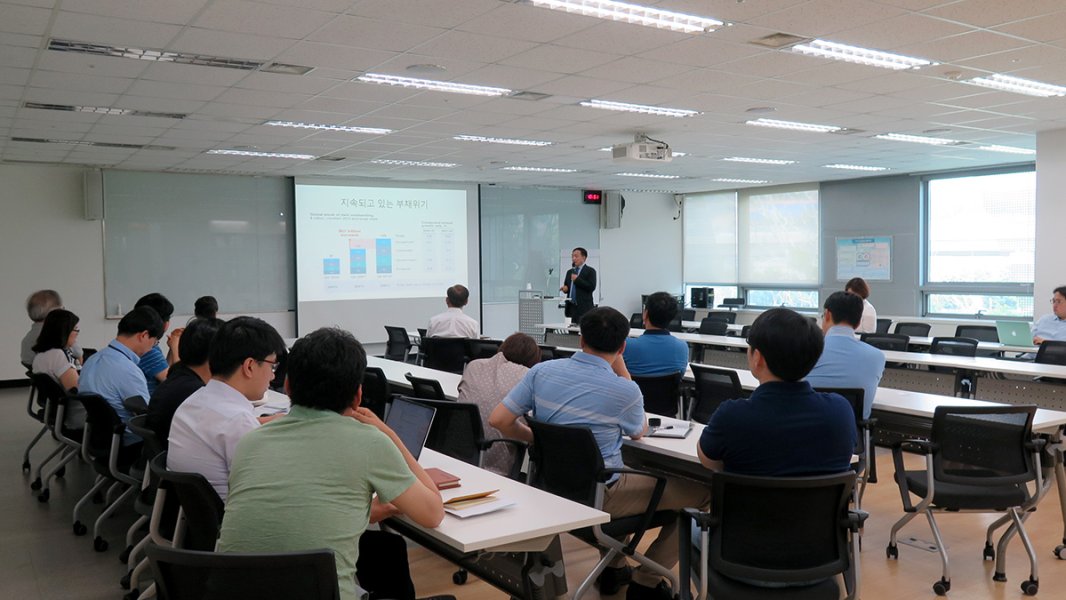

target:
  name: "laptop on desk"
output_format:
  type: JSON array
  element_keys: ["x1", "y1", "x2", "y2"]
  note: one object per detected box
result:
[
  {"x1": 385, "y1": 397, "x2": 436, "y2": 459},
  {"x1": 995, "y1": 321, "x2": 1032, "y2": 345}
]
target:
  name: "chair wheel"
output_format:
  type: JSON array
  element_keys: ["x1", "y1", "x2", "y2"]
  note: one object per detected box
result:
[
  {"x1": 22, "y1": 461, "x2": 30, "y2": 472},
  {"x1": 933, "y1": 578, "x2": 950, "y2": 595},
  {"x1": 886, "y1": 544, "x2": 898, "y2": 559},
  {"x1": 123, "y1": 589, "x2": 139, "y2": 600},
  {"x1": 452, "y1": 569, "x2": 468, "y2": 585},
  {"x1": 119, "y1": 545, "x2": 133, "y2": 563},
  {"x1": 56, "y1": 466, "x2": 65, "y2": 478},
  {"x1": 30, "y1": 477, "x2": 42, "y2": 491},
  {"x1": 94, "y1": 536, "x2": 108, "y2": 552},
  {"x1": 37, "y1": 489, "x2": 50, "y2": 503},
  {"x1": 983, "y1": 543, "x2": 994, "y2": 561},
  {"x1": 120, "y1": 571, "x2": 131, "y2": 590},
  {"x1": 1021, "y1": 578, "x2": 1038, "y2": 595},
  {"x1": 1055, "y1": 544, "x2": 1066, "y2": 560},
  {"x1": 993, "y1": 571, "x2": 1006, "y2": 582},
  {"x1": 73, "y1": 521, "x2": 87, "y2": 536}
]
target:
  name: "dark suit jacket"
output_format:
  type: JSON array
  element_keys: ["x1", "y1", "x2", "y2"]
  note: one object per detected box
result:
[{"x1": 563, "y1": 264, "x2": 596, "y2": 320}]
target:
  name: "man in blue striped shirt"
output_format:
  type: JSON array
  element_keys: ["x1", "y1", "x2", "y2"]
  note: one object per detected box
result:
[{"x1": 491, "y1": 306, "x2": 709, "y2": 600}]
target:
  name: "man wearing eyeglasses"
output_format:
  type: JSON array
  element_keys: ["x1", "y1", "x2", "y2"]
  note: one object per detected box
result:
[
  {"x1": 1032, "y1": 286, "x2": 1066, "y2": 346},
  {"x1": 168, "y1": 316, "x2": 286, "y2": 501}
]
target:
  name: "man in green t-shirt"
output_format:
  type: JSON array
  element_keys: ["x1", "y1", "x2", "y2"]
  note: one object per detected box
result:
[{"x1": 217, "y1": 328, "x2": 444, "y2": 600}]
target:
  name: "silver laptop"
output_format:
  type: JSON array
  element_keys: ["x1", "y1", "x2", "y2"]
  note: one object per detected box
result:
[
  {"x1": 995, "y1": 321, "x2": 1031, "y2": 345},
  {"x1": 385, "y1": 397, "x2": 436, "y2": 459}
]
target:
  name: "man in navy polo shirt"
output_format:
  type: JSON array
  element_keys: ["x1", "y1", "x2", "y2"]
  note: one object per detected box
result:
[{"x1": 623, "y1": 291, "x2": 690, "y2": 377}]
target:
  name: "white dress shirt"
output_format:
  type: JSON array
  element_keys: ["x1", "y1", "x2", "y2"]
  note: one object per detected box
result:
[
  {"x1": 167, "y1": 379, "x2": 260, "y2": 501},
  {"x1": 427, "y1": 307, "x2": 479, "y2": 338},
  {"x1": 857, "y1": 298, "x2": 878, "y2": 334}
]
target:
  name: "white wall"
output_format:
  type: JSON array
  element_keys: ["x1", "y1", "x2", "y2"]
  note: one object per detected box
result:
[
  {"x1": 599, "y1": 192, "x2": 683, "y2": 316},
  {"x1": 1036, "y1": 129, "x2": 1066, "y2": 319},
  {"x1": 0, "y1": 164, "x2": 294, "y2": 381}
]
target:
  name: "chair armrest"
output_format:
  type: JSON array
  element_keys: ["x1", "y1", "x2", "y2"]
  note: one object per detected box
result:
[
  {"x1": 123, "y1": 395, "x2": 148, "y2": 416},
  {"x1": 891, "y1": 439, "x2": 935, "y2": 455},
  {"x1": 859, "y1": 417, "x2": 878, "y2": 430},
  {"x1": 891, "y1": 439, "x2": 935, "y2": 512},
  {"x1": 600, "y1": 467, "x2": 669, "y2": 556},
  {"x1": 1026, "y1": 438, "x2": 1047, "y2": 453},
  {"x1": 844, "y1": 509, "x2": 869, "y2": 532},
  {"x1": 477, "y1": 438, "x2": 529, "y2": 481},
  {"x1": 682, "y1": 507, "x2": 716, "y2": 531}
]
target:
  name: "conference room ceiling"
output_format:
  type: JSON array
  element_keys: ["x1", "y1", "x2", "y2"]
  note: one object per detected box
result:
[{"x1": 0, "y1": 0, "x2": 1061, "y2": 193}]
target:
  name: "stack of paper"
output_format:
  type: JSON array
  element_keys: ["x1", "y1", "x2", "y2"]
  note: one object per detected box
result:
[{"x1": 443, "y1": 489, "x2": 515, "y2": 518}]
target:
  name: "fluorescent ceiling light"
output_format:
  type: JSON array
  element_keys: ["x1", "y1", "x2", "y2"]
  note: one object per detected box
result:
[
  {"x1": 823, "y1": 164, "x2": 889, "y2": 172},
  {"x1": 615, "y1": 172, "x2": 681, "y2": 179},
  {"x1": 722, "y1": 156, "x2": 796, "y2": 165},
  {"x1": 48, "y1": 38, "x2": 264, "y2": 71},
  {"x1": 875, "y1": 132, "x2": 959, "y2": 146},
  {"x1": 266, "y1": 121, "x2": 391, "y2": 135},
  {"x1": 370, "y1": 159, "x2": 457, "y2": 167},
  {"x1": 974, "y1": 144, "x2": 1036, "y2": 155},
  {"x1": 790, "y1": 39, "x2": 934, "y2": 70},
  {"x1": 453, "y1": 134, "x2": 552, "y2": 146},
  {"x1": 746, "y1": 118, "x2": 841, "y2": 133},
  {"x1": 501, "y1": 166, "x2": 578, "y2": 172},
  {"x1": 580, "y1": 99, "x2": 700, "y2": 118},
  {"x1": 207, "y1": 149, "x2": 315, "y2": 160},
  {"x1": 712, "y1": 178, "x2": 769, "y2": 184},
  {"x1": 356, "y1": 73, "x2": 511, "y2": 97},
  {"x1": 967, "y1": 73, "x2": 1066, "y2": 97},
  {"x1": 527, "y1": 0, "x2": 722, "y2": 34},
  {"x1": 23, "y1": 101, "x2": 186, "y2": 119}
]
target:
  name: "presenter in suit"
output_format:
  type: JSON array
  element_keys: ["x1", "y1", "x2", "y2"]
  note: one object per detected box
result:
[{"x1": 560, "y1": 247, "x2": 596, "y2": 323}]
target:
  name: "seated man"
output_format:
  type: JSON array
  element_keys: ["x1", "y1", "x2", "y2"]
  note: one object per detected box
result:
[
  {"x1": 217, "y1": 327, "x2": 444, "y2": 600},
  {"x1": 1032, "y1": 285, "x2": 1066, "y2": 345},
  {"x1": 623, "y1": 291, "x2": 690, "y2": 377},
  {"x1": 79, "y1": 306, "x2": 163, "y2": 447},
  {"x1": 699, "y1": 307, "x2": 857, "y2": 477},
  {"x1": 490, "y1": 306, "x2": 710, "y2": 600},
  {"x1": 133, "y1": 292, "x2": 180, "y2": 394},
  {"x1": 20, "y1": 289, "x2": 82, "y2": 368},
  {"x1": 805, "y1": 291, "x2": 886, "y2": 418},
  {"x1": 145, "y1": 317, "x2": 224, "y2": 446},
  {"x1": 167, "y1": 316, "x2": 285, "y2": 501},
  {"x1": 426, "y1": 284, "x2": 479, "y2": 338}
]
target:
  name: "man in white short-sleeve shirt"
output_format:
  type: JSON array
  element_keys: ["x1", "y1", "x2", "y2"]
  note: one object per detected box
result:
[
  {"x1": 167, "y1": 316, "x2": 286, "y2": 501},
  {"x1": 426, "y1": 284, "x2": 479, "y2": 338}
]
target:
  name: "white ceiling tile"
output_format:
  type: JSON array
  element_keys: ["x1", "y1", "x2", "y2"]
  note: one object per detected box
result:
[
  {"x1": 652, "y1": 69, "x2": 763, "y2": 94},
  {"x1": 0, "y1": 45, "x2": 40, "y2": 69},
  {"x1": 60, "y1": 0, "x2": 211, "y2": 24},
  {"x1": 30, "y1": 69, "x2": 134, "y2": 94},
  {"x1": 957, "y1": 45, "x2": 1066, "y2": 75},
  {"x1": 455, "y1": 3, "x2": 599, "y2": 43},
  {"x1": 196, "y1": 102, "x2": 282, "y2": 119},
  {"x1": 0, "y1": 4, "x2": 52, "y2": 35},
  {"x1": 993, "y1": 14, "x2": 1066, "y2": 43},
  {"x1": 577, "y1": 57, "x2": 693, "y2": 85},
  {"x1": 895, "y1": 30, "x2": 1031, "y2": 63},
  {"x1": 924, "y1": 0, "x2": 1065, "y2": 28},
  {"x1": 271, "y1": 42, "x2": 396, "y2": 73},
  {"x1": 308, "y1": 16, "x2": 446, "y2": 53},
  {"x1": 746, "y1": 0, "x2": 906, "y2": 38},
  {"x1": 0, "y1": 31, "x2": 43, "y2": 48},
  {"x1": 450, "y1": 64, "x2": 562, "y2": 91},
  {"x1": 23, "y1": 88, "x2": 120, "y2": 107},
  {"x1": 716, "y1": 51, "x2": 823, "y2": 78},
  {"x1": 51, "y1": 11, "x2": 183, "y2": 48},
  {"x1": 550, "y1": 19, "x2": 687, "y2": 55},
  {"x1": 411, "y1": 30, "x2": 538, "y2": 64},
  {"x1": 369, "y1": 54, "x2": 488, "y2": 80},
  {"x1": 193, "y1": 1, "x2": 336, "y2": 40},
  {"x1": 236, "y1": 72, "x2": 338, "y2": 95},
  {"x1": 169, "y1": 27, "x2": 294, "y2": 60},
  {"x1": 213, "y1": 88, "x2": 311, "y2": 108},
  {"x1": 640, "y1": 37, "x2": 768, "y2": 69},
  {"x1": 346, "y1": 0, "x2": 498, "y2": 28},
  {"x1": 830, "y1": 13, "x2": 970, "y2": 51},
  {"x1": 523, "y1": 75, "x2": 632, "y2": 97},
  {"x1": 116, "y1": 95, "x2": 206, "y2": 113},
  {"x1": 500, "y1": 44, "x2": 620, "y2": 74},
  {"x1": 139, "y1": 61, "x2": 250, "y2": 86},
  {"x1": 125, "y1": 80, "x2": 225, "y2": 101}
]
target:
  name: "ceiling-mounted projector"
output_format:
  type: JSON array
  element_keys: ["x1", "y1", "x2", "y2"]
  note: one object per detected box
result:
[{"x1": 612, "y1": 134, "x2": 672, "y2": 162}]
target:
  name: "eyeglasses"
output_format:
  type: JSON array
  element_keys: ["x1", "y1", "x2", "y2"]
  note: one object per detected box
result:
[
  {"x1": 72, "y1": 328, "x2": 80, "y2": 333},
  {"x1": 1052, "y1": 298, "x2": 1065, "y2": 305},
  {"x1": 259, "y1": 358, "x2": 279, "y2": 374}
]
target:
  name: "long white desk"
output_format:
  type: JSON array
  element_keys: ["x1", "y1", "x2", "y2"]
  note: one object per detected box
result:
[{"x1": 367, "y1": 355, "x2": 461, "y2": 400}]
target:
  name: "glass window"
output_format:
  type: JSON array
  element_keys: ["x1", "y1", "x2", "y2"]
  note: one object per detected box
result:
[
  {"x1": 926, "y1": 293, "x2": 1034, "y2": 318},
  {"x1": 738, "y1": 186, "x2": 820, "y2": 285},
  {"x1": 683, "y1": 191, "x2": 737, "y2": 284},
  {"x1": 746, "y1": 289, "x2": 820, "y2": 309}
]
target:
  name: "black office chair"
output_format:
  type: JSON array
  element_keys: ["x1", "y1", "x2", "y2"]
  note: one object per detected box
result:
[
  {"x1": 554, "y1": 348, "x2": 577, "y2": 359},
  {"x1": 876, "y1": 318, "x2": 892, "y2": 333},
  {"x1": 421, "y1": 337, "x2": 468, "y2": 374},
  {"x1": 146, "y1": 544, "x2": 340, "y2": 600},
  {"x1": 812, "y1": 388, "x2": 877, "y2": 508},
  {"x1": 667, "y1": 317, "x2": 684, "y2": 332},
  {"x1": 22, "y1": 367, "x2": 47, "y2": 475},
  {"x1": 705, "y1": 311, "x2": 737, "y2": 324},
  {"x1": 740, "y1": 325, "x2": 751, "y2": 339},
  {"x1": 382, "y1": 326, "x2": 417, "y2": 363},
  {"x1": 28, "y1": 374, "x2": 80, "y2": 502},
  {"x1": 537, "y1": 344, "x2": 557, "y2": 362},
  {"x1": 157, "y1": 462, "x2": 226, "y2": 552},
  {"x1": 894, "y1": 322, "x2": 931, "y2": 337},
  {"x1": 123, "y1": 416, "x2": 166, "y2": 595},
  {"x1": 403, "y1": 397, "x2": 527, "y2": 480},
  {"x1": 887, "y1": 405, "x2": 1043, "y2": 596},
  {"x1": 688, "y1": 364, "x2": 744, "y2": 424},
  {"x1": 632, "y1": 372, "x2": 683, "y2": 419},
  {"x1": 679, "y1": 308, "x2": 696, "y2": 323},
  {"x1": 630, "y1": 313, "x2": 644, "y2": 329},
  {"x1": 465, "y1": 338, "x2": 502, "y2": 362},
  {"x1": 859, "y1": 332, "x2": 910, "y2": 352},
  {"x1": 403, "y1": 372, "x2": 446, "y2": 400},
  {"x1": 1035, "y1": 340, "x2": 1066, "y2": 366},
  {"x1": 527, "y1": 420, "x2": 677, "y2": 600},
  {"x1": 679, "y1": 471, "x2": 866, "y2": 600},
  {"x1": 930, "y1": 336, "x2": 979, "y2": 397},
  {"x1": 269, "y1": 349, "x2": 288, "y2": 392},
  {"x1": 361, "y1": 367, "x2": 391, "y2": 420},
  {"x1": 697, "y1": 318, "x2": 729, "y2": 336},
  {"x1": 956, "y1": 325, "x2": 1001, "y2": 358}
]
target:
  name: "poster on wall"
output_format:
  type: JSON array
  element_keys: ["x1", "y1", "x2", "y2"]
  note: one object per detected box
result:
[{"x1": 836, "y1": 236, "x2": 892, "y2": 281}]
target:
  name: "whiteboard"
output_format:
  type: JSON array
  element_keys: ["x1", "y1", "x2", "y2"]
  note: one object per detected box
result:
[{"x1": 836, "y1": 236, "x2": 892, "y2": 281}]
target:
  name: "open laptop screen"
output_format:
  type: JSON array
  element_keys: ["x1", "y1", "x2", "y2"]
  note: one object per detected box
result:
[{"x1": 384, "y1": 397, "x2": 436, "y2": 460}]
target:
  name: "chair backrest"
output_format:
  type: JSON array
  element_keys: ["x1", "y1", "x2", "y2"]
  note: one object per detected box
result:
[
  {"x1": 127, "y1": 414, "x2": 164, "y2": 462},
  {"x1": 554, "y1": 348, "x2": 577, "y2": 359},
  {"x1": 811, "y1": 388, "x2": 865, "y2": 458},
  {"x1": 630, "y1": 313, "x2": 643, "y2": 329},
  {"x1": 875, "y1": 318, "x2": 892, "y2": 333},
  {"x1": 698, "y1": 318, "x2": 729, "y2": 336},
  {"x1": 894, "y1": 322, "x2": 931, "y2": 337},
  {"x1": 269, "y1": 350, "x2": 288, "y2": 392},
  {"x1": 149, "y1": 452, "x2": 181, "y2": 541},
  {"x1": 404, "y1": 396, "x2": 482, "y2": 466},
  {"x1": 955, "y1": 325, "x2": 998, "y2": 343},
  {"x1": 147, "y1": 544, "x2": 340, "y2": 600},
  {"x1": 360, "y1": 367, "x2": 390, "y2": 419},
  {"x1": 158, "y1": 463, "x2": 225, "y2": 551},
  {"x1": 930, "y1": 336, "x2": 979, "y2": 358},
  {"x1": 76, "y1": 392, "x2": 126, "y2": 459},
  {"x1": 739, "y1": 325, "x2": 751, "y2": 339},
  {"x1": 537, "y1": 344, "x2": 557, "y2": 363},
  {"x1": 679, "y1": 309, "x2": 696, "y2": 321},
  {"x1": 403, "y1": 372, "x2": 446, "y2": 400},
  {"x1": 666, "y1": 317, "x2": 683, "y2": 332},
  {"x1": 1036, "y1": 340, "x2": 1066, "y2": 366},
  {"x1": 31, "y1": 373, "x2": 67, "y2": 427},
  {"x1": 421, "y1": 337, "x2": 468, "y2": 374},
  {"x1": 689, "y1": 364, "x2": 743, "y2": 424},
  {"x1": 930, "y1": 405, "x2": 1038, "y2": 487},
  {"x1": 527, "y1": 420, "x2": 604, "y2": 508},
  {"x1": 707, "y1": 471, "x2": 856, "y2": 585},
  {"x1": 632, "y1": 372, "x2": 683, "y2": 417},
  {"x1": 705, "y1": 311, "x2": 737, "y2": 324},
  {"x1": 383, "y1": 326, "x2": 412, "y2": 361},
  {"x1": 859, "y1": 332, "x2": 910, "y2": 352},
  {"x1": 465, "y1": 338, "x2": 502, "y2": 362}
]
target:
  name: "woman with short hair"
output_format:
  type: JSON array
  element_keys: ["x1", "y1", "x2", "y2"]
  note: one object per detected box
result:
[{"x1": 845, "y1": 277, "x2": 878, "y2": 334}]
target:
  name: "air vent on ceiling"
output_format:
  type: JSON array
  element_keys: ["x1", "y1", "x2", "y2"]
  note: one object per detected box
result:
[
  {"x1": 261, "y1": 62, "x2": 315, "y2": 75},
  {"x1": 23, "y1": 101, "x2": 186, "y2": 120},
  {"x1": 509, "y1": 91, "x2": 552, "y2": 101},
  {"x1": 749, "y1": 32, "x2": 811, "y2": 49},
  {"x1": 48, "y1": 38, "x2": 263, "y2": 71},
  {"x1": 12, "y1": 136, "x2": 175, "y2": 151}
]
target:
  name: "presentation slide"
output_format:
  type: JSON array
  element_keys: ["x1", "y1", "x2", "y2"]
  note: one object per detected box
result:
[{"x1": 295, "y1": 184, "x2": 468, "y2": 301}]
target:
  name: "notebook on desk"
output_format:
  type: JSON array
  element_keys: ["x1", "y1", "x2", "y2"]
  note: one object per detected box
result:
[
  {"x1": 995, "y1": 321, "x2": 1032, "y2": 345},
  {"x1": 647, "y1": 416, "x2": 694, "y2": 439},
  {"x1": 385, "y1": 397, "x2": 436, "y2": 460}
]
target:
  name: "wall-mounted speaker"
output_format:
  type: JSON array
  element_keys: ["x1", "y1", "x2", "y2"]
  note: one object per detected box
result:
[
  {"x1": 83, "y1": 168, "x2": 104, "y2": 220},
  {"x1": 601, "y1": 191, "x2": 625, "y2": 229}
]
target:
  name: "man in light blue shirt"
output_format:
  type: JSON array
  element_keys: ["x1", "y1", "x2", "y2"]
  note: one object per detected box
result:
[
  {"x1": 79, "y1": 306, "x2": 164, "y2": 445},
  {"x1": 134, "y1": 292, "x2": 178, "y2": 394},
  {"x1": 1032, "y1": 286, "x2": 1066, "y2": 345},
  {"x1": 623, "y1": 291, "x2": 690, "y2": 377},
  {"x1": 805, "y1": 291, "x2": 886, "y2": 418}
]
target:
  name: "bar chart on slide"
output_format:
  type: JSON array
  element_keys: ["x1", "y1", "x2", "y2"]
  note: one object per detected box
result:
[{"x1": 376, "y1": 238, "x2": 393, "y2": 273}]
